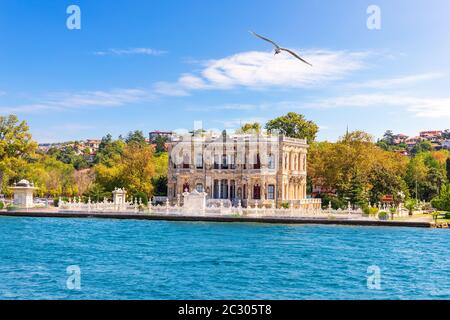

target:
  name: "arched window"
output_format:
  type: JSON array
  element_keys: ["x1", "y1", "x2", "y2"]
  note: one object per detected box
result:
[
  {"x1": 183, "y1": 183, "x2": 190, "y2": 192},
  {"x1": 195, "y1": 183, "x2": 204, "y2": 192}
]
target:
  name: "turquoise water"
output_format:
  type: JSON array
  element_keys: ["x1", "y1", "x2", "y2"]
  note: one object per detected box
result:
[{"x1": 0, "y1": 217, "x2": 449, "y2": 300}]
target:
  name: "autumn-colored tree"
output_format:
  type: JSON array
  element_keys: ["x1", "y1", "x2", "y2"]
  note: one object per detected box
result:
[
  {"x1": 0, "y1": 115, "x2": 37, "y2": 192},
  {"x1": 308, "y1": 130, "x2": 408, "y2": 206},
  {"x1": 94, "y1": 143, "x2": 155, "y2": 198}
]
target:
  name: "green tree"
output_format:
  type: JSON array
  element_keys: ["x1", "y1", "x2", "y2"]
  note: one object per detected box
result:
[
  {"x1": 84, "y1": 183, "x2": 110, "y2": 202},
  {"x1": 94, "y1": 135, "x2": 125, "y2": 166},
  {"x1": 369, "y1": 165, "x2": 408, "y2": 204},
  {"x1": 236, "y1": 122, "x2": 262, "y2": 134},
  {"x1": 382, "y1": 130, "x2": 395, "y2": 145},
  {"x1": 151, "y1": 176, "x2": 168, "y2": 196},
  {"x1": 0, "y1": 115, "x2": 36, "y2": 159},
  {"x1": 431, "y1": 184, "x2": 450, "y2": 211},
  {"x1": 0, "y1": 115, "x2": 37, "y2": 191},
  {"x1": 406, "y1": 152, "x2": 447, "y2": 201},
  {"x1": 376, "y1": 140, "x2": 389, "y2": 151},
  {"x1": 309, "y1": 130, "x2": 408, "y2": 206},
  {"x1": 48, "y1": 145, "x2": 89, "y2": 170},
  {"x1": 265, "y1": 112, "x2": 319, "y2": 142},
  {"x1": 154, "y1": 135, "x2": 168, "y2": 153},
  {"x1": 125, "y1": 130, "x2": 147, "y2": 147},
  {"x1": 346, "y1": 175, "x2": 368, "y2": 207},
  {"x1": 411, "y1": 140, "x2": 432, "y2": 155}
]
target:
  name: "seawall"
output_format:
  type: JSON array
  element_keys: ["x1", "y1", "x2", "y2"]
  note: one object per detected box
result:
[{"x1": 0, "y1": 210, "x2": 434, "y2": 228}]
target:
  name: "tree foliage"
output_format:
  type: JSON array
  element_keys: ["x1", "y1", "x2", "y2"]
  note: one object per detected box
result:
[
  {"x1": 265, "y1": 112, "x2": 319, "y2": 142},
  {"x1": 309, "y1": 130, "x2": 409, "y2": 206},
  {"x1": 431, "y1": 184, "x2": 450, "y2": 211},
  {"x1": 125, "y1": 130, "x2": 147, "y2": 147},
  {"x1": 94, "y1": 143, "x2": 155, "y2": 197},
  {"x1": 236, "y1": 122, "x2": 262, "y2": 134}
]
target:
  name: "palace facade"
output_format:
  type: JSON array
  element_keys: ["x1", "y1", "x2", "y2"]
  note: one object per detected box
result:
[{"x1": 167, "y1": 133, "x2": 321, "y2": 208}]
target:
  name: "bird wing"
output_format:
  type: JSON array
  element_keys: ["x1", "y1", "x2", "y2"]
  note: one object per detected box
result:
[
  {"x1": 250, "y1": 31, "x2": 280, "y2": 49},
  {"x1": 279, "y1": 48, "x2": 312, "y2": 66}
]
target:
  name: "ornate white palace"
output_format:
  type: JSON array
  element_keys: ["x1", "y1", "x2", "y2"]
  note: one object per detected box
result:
[{"x1": 167, "y1": 132, "x2": 321, "y2": 209}]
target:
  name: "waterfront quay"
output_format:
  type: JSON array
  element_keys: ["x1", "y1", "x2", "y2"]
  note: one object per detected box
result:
[{"x1": 0, "y1": 210, "x2": 434, "y2": 228}]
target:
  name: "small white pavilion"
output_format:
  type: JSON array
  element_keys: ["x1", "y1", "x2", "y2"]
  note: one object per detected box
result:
[
  {"x1": 112, "y1": 188, "x2": 127, "y2": 210},
  {"x1": 11, "y1": 179, "x2": 36, "y2": 208}
]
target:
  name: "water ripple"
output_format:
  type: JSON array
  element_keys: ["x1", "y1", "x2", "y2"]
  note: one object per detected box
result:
[{"x1": 0, "y1": 217, "x2": 449, "y2": 299}]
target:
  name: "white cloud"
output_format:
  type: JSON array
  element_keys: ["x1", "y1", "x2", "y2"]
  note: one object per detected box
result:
[
  {"x1": 45, "y1": 89, "x2": 149, "y2": 108},
  {"x1": 186, "y1": 103, "x2": 259, "y2": 112},
  {"x1": 154, "y1": 49, "x2": 369, "y2": 95},
  {"x1": 347, "y1": 72, "x2": 444, "y2": 89},
  {"x1": 304, "y1": 93, "x2": 450, "y2": 118},
  {"x1": 94, "y1": 48, "x2": 166, "y2": 56},
  {"x1": 0, "y1": 88, "x2": 150, "y2": 114},
  {"x1": 214, "y1": 117, "x2": 268, "y2": 129}
]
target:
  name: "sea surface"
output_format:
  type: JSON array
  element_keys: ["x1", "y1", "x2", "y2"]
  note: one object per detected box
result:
[{"x1": 0, "y1": 216, "x2": 449, "y2": 300}]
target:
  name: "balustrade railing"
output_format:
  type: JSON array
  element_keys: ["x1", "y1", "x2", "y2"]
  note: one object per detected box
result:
[{"x1": 58, "y1": 197, "x2": 409, "y2": 220}]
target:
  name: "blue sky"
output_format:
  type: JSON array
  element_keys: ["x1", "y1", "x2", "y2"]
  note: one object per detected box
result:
[{"x1": 0, "y1": 0, "x2": 450, "y2": 142}]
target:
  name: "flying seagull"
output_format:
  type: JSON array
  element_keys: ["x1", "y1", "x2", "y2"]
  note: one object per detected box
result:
[{"x1": 250, "y1": 31, "x2": 312, "y2": 66}]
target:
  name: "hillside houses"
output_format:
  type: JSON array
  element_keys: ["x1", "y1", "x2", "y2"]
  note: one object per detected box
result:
[{"x1": 381, "y1": 129, "x2": 450, "y2": 155}]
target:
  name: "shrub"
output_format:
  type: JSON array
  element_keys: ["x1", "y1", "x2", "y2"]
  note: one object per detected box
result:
[
  {"x1": 6, "y1": 205, "x2": 19, "y2": 211},
  {"x1": 445, "y1": 212, "x2": 450, "y2": 219},
  {"x1": 362, "y1": 206, "x2": 379, "y2": 216},
  {"x1": 431, "y1": 184, "x2": 450, "y2": 211},
  {"x1": 378, "y1": 211, "x2": 389, "y2": 220},
  {"x1": 280, "y1": 202, "x2": 290, "y2": 209},
  {"x1": 0, "y1": 202, "x2": 4, "y2": 210}
]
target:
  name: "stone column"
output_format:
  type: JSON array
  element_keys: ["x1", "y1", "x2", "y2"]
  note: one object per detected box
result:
[
  {"x1": 292, "y1": 154, "x2": 295, "y2": 171},
  {"x1": 284, "y1": 182, "x2": 288, "y2": 200},
  {"x1": 294, "y1": 183, "x2": 298, "y2": 200},
  {"x1": 288, "y1": 182, "x2": 292, "y2": 200}
]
